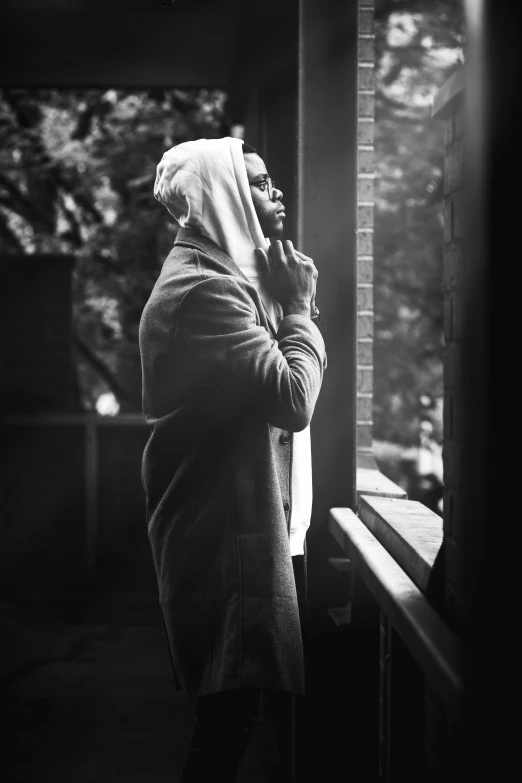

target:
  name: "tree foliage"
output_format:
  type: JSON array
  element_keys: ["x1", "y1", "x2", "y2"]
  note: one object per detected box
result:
[
  {"x1": 0, "y1": 88, "x2": 230, "y2": 410},
  {"x1": 373, "y1": 0, "x2": 464, "y2": 444}
]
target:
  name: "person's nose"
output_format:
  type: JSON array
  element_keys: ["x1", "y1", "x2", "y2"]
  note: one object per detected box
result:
[{"x1": 271, "y1": 186, "x2": 284, "y2": 202}]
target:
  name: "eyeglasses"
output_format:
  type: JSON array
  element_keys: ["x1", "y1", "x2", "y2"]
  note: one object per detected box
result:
[{"x1": 249, "y1": 175, "x2": 277, "y2": 201}]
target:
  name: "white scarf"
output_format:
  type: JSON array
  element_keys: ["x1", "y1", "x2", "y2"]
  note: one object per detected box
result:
[{"x1": 154, "y1": 137, "x2": 312, "y2": 555}]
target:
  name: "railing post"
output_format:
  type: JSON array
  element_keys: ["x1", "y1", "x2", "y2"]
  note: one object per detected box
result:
[{"x1": 85, "y1": 417, "x2": 98, "y2": 578}]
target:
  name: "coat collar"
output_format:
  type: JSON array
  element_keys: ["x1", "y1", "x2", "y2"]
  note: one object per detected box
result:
[
  {"x1": 175, "y1": 226, "x2": 245, "y2": 278},
  {"x1": 174, "y1": 227, "x2": 279, "y2": 336}
]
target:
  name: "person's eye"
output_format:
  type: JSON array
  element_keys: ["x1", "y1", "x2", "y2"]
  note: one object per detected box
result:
[{"x1": 256, "y1": 181, "x2": 268, "y2": 191}]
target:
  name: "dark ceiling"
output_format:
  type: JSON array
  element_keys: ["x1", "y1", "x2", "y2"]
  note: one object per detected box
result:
[
  {"x1": 0, "y1": 0, "x2": 240, "y2": 88},
  {"x1": 0, "y1": 0, "x2": 298, "y2": 89}
]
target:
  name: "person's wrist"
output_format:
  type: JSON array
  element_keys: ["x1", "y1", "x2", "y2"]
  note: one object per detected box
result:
[{"x1": 282, "y1": 298, "x2": 312, "y2": 318}]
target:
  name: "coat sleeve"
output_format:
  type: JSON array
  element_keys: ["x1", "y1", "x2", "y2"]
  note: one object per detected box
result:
[
  {"x1": 275, "y1": 299, "x2": 327, "y2": 371},
  {"x1": 176, "y1": 276, "x2": 326, "y2": 432}
]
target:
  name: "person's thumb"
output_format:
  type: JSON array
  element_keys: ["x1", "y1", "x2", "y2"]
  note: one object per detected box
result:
[{"x1": 255, "y1": 246, "x2": 271, "y2": 272}]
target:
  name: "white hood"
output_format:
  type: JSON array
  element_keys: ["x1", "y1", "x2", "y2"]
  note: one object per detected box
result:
[{"x1": 154, "y1": 136, "x2": 278, "y2": 327}]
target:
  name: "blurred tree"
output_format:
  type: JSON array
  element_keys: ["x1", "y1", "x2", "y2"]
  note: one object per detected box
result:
[
  {"x1": 0, "y1": 88, "x2": 230, "y2": 410},
  {"x1": 373, "y1": 0, "x2": 463, "y2": 444}
]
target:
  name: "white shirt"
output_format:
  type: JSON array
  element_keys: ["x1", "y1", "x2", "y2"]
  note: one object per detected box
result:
[{"x1": 289, "y1": 427, "x2": 312, "y2": 555}]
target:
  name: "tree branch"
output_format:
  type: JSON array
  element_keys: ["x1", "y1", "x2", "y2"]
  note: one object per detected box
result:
[{"x1": 57, "y1": 190, "x2": 84, "y2": 248}]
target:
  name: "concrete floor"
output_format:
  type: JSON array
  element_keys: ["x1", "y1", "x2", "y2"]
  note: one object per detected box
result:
[{"x1": 1, "y1": 602, "x2": 379, "y2": 782}]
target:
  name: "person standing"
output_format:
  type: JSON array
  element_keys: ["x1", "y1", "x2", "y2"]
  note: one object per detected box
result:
[{"x1": 139, "y1": 137, "x2": 326, "y2": 780}]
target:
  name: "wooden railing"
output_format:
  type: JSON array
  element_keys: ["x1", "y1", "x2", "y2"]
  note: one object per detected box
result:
[{"x1": 328, "y1": 458, "x2": 462, "y2": 782}]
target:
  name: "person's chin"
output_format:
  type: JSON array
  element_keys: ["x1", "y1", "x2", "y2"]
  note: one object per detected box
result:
[{"x1": 267, "y1": 220, "x2": 285, "y2": 239}]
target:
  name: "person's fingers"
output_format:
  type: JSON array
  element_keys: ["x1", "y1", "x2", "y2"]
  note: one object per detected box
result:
[
  {"x1": 255, "y1": 247, "x2": 272, "y2": 275},
  {"x1": 294, "y1": 251, "x2": 316, "y2": 277},
  {"x1": 294, "y1": 249, "x2": 313, "y2": 264},
  {"x1": 269, "y1": 238, "x2": 285, "y2": 263},
  {"x1": 282, "y1": 239, "x2": 295, "y2": 259}
]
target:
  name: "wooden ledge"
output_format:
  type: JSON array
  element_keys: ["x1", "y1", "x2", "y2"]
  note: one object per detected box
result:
[
  {"x1": 329, "y1": 508, "x2": 462, "y2": 714},
  {"x1": 358, "y1": 495, "x2": 443, "y2": 594},
  {"x1": 356, "y1": 451, "x2": 406, "y2": 501}
]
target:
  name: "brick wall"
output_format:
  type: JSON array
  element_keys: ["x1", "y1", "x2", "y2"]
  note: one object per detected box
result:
[
  {"x1": 433, "y1": 70, "x2": 465, "y2": 634},
  {"x1": 357, "y1": 0, "x2": 375, "y2": 454}
]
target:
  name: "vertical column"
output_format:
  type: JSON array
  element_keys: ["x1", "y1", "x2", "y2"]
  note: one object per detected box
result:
[
  {"x1": 356, "y1": 0, "x2": 376, "y2": 456},
  {"x1": 441, "y1": 100, "x2": 464, "y2": 632},
  {"x1": 432, "y1": 71, "x2": 465, "y2": 633},
  {"x1": 432, "y1": 70, "x2": 466, "y2": 783},
  {"x1": 85, "y1": 417, "x2": 98, "y2": 577},
  {"x1": 460, "y1": 1, "x2": 497, "y2": 780},
  {"x1": 298, "y1": 0, "x2": 358, "y2": 522}
]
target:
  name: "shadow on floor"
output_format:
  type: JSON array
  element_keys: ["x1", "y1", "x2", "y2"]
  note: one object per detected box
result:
[{"x1": 1, "y1": 601, "x2": 378, "y2": 782}]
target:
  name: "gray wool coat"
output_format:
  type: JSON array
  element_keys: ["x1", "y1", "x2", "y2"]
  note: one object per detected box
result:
[{"x1": 139, "y1": 227, "x2": 326, "y2": 698}]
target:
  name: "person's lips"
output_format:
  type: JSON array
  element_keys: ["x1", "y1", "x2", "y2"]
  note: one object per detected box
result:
[{"x1": 276, "y1": 208, "x2": 286, "y2": 217}]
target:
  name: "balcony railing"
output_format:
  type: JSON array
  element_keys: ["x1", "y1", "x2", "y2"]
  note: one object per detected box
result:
[{"x1": 328, "y1": 456, "x2": 462, "y2": 782}]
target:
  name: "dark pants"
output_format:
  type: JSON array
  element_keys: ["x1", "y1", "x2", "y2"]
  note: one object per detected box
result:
[{"x1": 179, "y1": 546, "x2": 310, "y2": 782}]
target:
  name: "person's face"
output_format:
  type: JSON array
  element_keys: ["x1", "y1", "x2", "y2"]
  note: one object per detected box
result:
[{"x1": 244, "y1": 153, "x2": 285, "y2": 238}]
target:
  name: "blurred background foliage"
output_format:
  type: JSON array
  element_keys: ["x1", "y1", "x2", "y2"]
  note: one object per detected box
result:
[
  {"x1": 0, "y1": 87, "x2": 229, "y2": 411},
  {"x1": 0, "y1": 0, "x2": 463, "y2": 500},
  {"x1": 373, "y1": 0, "x2": 463, "y2": 448}
]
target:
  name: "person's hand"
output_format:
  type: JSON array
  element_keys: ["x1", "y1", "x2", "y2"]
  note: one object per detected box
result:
[
  {"x1": 256, "y1": 239, "x2": 318, "y2": 318},
  {"x1": 295, "y1": 249, "x2": 317, "y2": 314}
]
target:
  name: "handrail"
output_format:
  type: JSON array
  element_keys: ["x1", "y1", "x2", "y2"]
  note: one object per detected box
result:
[
  {"x1": 357, "y1": 494, "x2": 443, "y2": 594},
  {"x1": 329, "y1": 507, "x2": 462, "y2": 716}
]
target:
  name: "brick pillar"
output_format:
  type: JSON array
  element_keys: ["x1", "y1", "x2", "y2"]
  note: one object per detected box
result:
[
  {"x1": 432, "y1": 70, "x2": 465, "y2": 633},
  {"x1": 356, "y1": 0, "x2": 375, "y2": 455}
]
